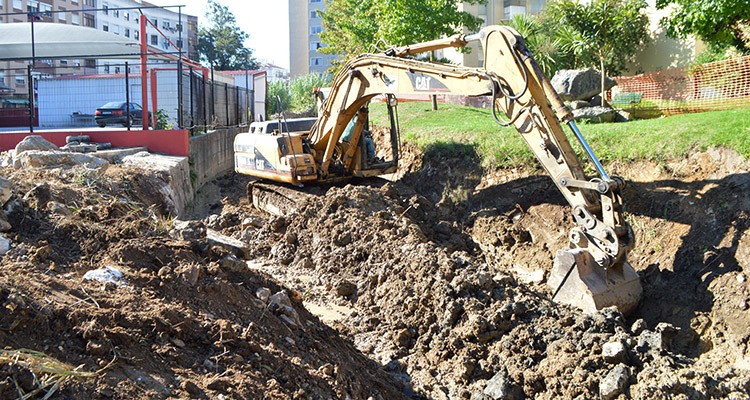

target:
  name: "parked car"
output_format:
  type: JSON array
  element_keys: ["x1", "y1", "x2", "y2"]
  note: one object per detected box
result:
[{"x1": 94, "y1": 102, "x2": 151, "y2": 128}]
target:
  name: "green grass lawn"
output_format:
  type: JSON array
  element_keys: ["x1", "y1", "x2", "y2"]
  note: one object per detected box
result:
[{"x1": 369, "y1": 102, "x2": 750, "y2": 168}]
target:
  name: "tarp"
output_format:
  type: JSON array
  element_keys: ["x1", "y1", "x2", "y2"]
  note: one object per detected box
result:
[{"x1": 0, "y1": 23, "x2": 146, "y2": 61}]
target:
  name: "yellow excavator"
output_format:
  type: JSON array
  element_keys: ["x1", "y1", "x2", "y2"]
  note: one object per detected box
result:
[{"x1": 233, "y1": 25, "x2": 642, "y2": 315}]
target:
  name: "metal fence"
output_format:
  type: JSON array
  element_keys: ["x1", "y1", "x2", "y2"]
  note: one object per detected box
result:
[
  {"x1": 611, "y1": 55, "x2": 750, "y2": 118},
  {"x1": 0, "y1": 60, "x2": 254, "y2": 135}
]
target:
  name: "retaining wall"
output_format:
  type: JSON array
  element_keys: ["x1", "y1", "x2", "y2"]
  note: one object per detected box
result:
[{"x1": 188, "y1": 127, "x2": 243, "y2": 191}]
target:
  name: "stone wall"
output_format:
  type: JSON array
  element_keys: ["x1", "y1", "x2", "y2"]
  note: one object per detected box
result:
[{"x1": 189, "y1": 127, "x2": 244, "y2": 192}]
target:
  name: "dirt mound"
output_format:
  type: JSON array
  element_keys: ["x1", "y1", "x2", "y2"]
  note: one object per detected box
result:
[
  {"x1": 0, "y1": 165, "x2": 404, "y2": 399},
  {"x1": 230, "y1": 147, "x2": 749, "y2": 398},
  {"x1": 2, "y1": 143, "x2": 749, "y2": 399}
]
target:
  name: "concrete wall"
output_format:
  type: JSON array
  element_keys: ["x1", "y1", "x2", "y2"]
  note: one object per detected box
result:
[{"x1": 188, "y1": 127, "x2": 244, "y2": 190}]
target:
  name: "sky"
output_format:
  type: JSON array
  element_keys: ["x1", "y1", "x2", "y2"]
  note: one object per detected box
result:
[{"x1": 149, "y1": 0, "x2": 291, "y2": 69}]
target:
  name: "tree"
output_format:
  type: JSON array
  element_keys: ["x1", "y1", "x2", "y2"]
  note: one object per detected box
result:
[
  {"x1": 197, "y1": 0, "x2": 258, "y2": 70},
  {"x1": 656, "y1": 0, "x2": 750, "y2": 53},
  {"x1": 319, "y1": 0, "x2": 487, "y2": 110},
  {"x1": 504, "y1": 13, "x2": 576, "y2": 77},
  {"x1": 373, "y1": 0, "x2": 486, "y2": 48},
  {"x1": 547, "y1": 0, "x2": 650, "y2": 106}
]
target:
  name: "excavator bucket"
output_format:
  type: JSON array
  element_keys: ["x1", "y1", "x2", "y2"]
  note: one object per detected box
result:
[{"x1": 548, "y1": 249, "x2": 642, "y2": 315}]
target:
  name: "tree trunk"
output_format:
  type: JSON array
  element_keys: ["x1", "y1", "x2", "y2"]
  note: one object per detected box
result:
[
  {"x1": 600, "y1": 56, "x2": 606, "y2": 107},
  {"x1": 430, "y1": 50, "x2": 438, "y2": 111}
]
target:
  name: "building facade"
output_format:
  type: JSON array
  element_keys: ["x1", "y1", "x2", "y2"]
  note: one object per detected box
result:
[
  {"x1": 288, "y1": 0, "x2": 337, "y2": 78},
  {"x1": 0, "y1": 0, "x2": 198, "y2": 94},
  {"x1": 286, "y1": 0, "x2": 702, "y2": 80}
]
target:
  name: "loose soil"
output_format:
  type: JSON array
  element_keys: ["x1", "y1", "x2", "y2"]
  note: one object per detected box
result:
[{"x1": 1, "y1": 142, "x2": 749, "y2": 399}]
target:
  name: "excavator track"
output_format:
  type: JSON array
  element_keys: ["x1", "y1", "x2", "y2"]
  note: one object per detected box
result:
[{"x1": 247, "y1": 181, "x2": 314, "y2": 216}]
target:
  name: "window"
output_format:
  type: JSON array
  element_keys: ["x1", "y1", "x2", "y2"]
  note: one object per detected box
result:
[
  {"x1": 310, "y1": 11, "x2": 317, "y2": 18},
  {"x1": 310, "y1": 26, "x2": 323, "y2": 34},
  {"x1": 60, "y1": 59, "x2": 68, "y2": 64},
  {"x1": 310, "y1": 57, "x2": 321, "y2": 67},
  {"x1": 15, "y1": 74, "x2": 25, "y2": 85},
  {"x1": 84, "y1": 0, "x2": 94, "y2": 6},
  {"x1": 112, "y1": 24, "x2": 119, "y2": 34},
  {"x1": 58, "y1": 8, "x2": 67, "y2": 22},
  {"x1": 102, "y1": 23, "x2": 108, "y2": 32},
  {"x1": 72, "y1": 13, "x2": 80, "y2": 25},
  {"x1": 311, "y1": 0, "x2": 321, "y2": 2},
  {"x1": 102, "y1": 3, "x2": 107, "y2": 15},
  {"x1": 83, "y1": 13, "x2": 94, "y2": 27},
  {"x1": 134, "y1": 31, "x2": 139, "y2": 40},
  {"x1": 114, "y1": 66, "x2": 120, "y2": 73},
  {"x1": 176, "y1": 39, "x2": 183, "y2": 48},
  {"x1": 309, "y1": 42, "x2": 321, "y2": 51},
  {"x1": 124, "y1": 28, "x2": 129, "y2": 37},
  {"x1": 0, "y1": 73, "x2": 5, "y2": 85},
  {"x1": 152, "y1": 18, "x2": 157, "y2": 27},
  {"x1": 13, "y1": 0, "x2": 22, "y2": 10},
  {"x1": 150, "y1": 35, "x2": 158, "y2": 45},
  {"x1": 123, "y1": 11, "x2": 129, "y2": 21},
  {"x1": 103, "y1": 64, "x2": 110, "y2": 73},
  {"x1": 113, "y1": 9, "x2": 118, "y2": 18}
]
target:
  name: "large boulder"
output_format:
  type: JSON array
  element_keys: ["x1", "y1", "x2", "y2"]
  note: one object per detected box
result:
[
  {"x1": 552, "y1": 69, "x2": 617, "y2": 101},
  {"x1": 14, "y1": 150, "x2": 108, "y2": 169},
  {"x1": 572, "y1": 106, "x2": 617, "y2": 123},
  {"x1": 14, "y1": 135, "x2": 58, "y2": 155}
]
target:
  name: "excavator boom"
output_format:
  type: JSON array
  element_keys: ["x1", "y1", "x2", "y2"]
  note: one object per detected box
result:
[{"x1": 233, "y1": 25, "x2": 642, "y2": 315}]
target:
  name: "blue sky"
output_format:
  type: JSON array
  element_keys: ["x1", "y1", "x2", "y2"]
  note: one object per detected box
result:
[{"x1": 151, "y1": 0, "x2": 291, "y2": 69}]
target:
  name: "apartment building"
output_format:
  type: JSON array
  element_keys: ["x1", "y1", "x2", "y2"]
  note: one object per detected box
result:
[
  {"x1": 288, "y1": 0, "x2": 337, "y2": 78},
  {"x1": 0, "y1": 0, "x2": 197, "y2": 94},
  {"x1": 97, "y1": 0, "x2": 198, "y2": 74}
]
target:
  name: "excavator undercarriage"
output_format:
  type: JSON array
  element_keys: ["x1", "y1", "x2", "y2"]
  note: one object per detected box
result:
[{"x1": 233, "y1": 25, "x2": 642, "y2": 315}]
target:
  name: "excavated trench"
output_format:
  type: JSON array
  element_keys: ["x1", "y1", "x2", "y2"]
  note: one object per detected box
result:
[{"x1": 0, "y1": 140, "x2": 748, "y2": 399}]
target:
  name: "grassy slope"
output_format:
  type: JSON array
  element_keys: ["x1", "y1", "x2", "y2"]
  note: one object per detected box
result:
[{"x1": 369, "y1": 102, "x2": 750, "y2": 168}]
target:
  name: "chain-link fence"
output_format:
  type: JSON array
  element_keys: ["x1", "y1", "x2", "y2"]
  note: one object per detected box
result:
[
  {"x1": 0, "y1": 60, "x2": 254, "y2": 135},
  {"x1": 612, "y1": 55, "x2": 750, "y2": 118}
]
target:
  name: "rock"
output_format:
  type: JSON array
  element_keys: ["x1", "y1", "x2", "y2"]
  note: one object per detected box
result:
[
  {"x1": 219, "y1": 254, "x2": 246, "y2": 273},
  {"x1": 171, "y1": 337, "x2": 186, "y2": 348},
  {"x1": 256, "y1": 287, "x2": 271, "y2": 303},
  {"x1": 0, "y1": 234, "x2": 10, "y2": 255},
  {"x1": 335, "y1": 279, "x2": 357, "y2": 297},
  {"x1": 23, "y1": 183, "x2": 51, "y2": 209},
  {"x1": 14, "y1": 150, "x2": 108, "y2": 169},
  {"x1": 14, "y1": 135, "x2": 58, "y2": 155},
  {"x1": 615, "y1": 109, "x2": 631, "y2": 123},
  {"x1": 0, "y1": 214, "x2": 10, "y2": 232},
  {"x1": 631, "y1": 319, "x2": 647, "y2": 335},
  {"x1": 47, "y1": 201, "x2": 72, "y2": 216},
  {"x1": 241, "y1": 216, "x2": 266, "y2": 228},
  {"x1": 551, "y1": 69, "x2": 617, "y2": 101},
  {"x1": 180, "y1": 380, "x2": 201, "y2": 396},
  {"x1": 602, "y1": 341, "x2": 628, "y2": 364},
  {"x1": 83, "y1": 266, "x2": 125, "y2": 286},
  {"x1": 269, "y1": 291, "x2": 302, "y2": 327},
  {"x1": 171, "y1": 220, "x2": 207, "y2": 241},
  {"x1": 0, "y1": 176, "x2": 12, "y2": 206},
  {"x1": 568, "y1": 100, "x2": 591, "y2": 110},
  {"x1": 572, "y1": 106, "x2": 617, "y2": 123},
  {"x1": 483, "y1": 369, "x2": 523, "y2": 400},
  {"x1": 61, "y1": 143, "x2": 99, "y2": 153},
  {"x1": 207, "y1": 229, "x2": 250, "y2": 259},
  {"x1": 588, "y1": 95, "x2": 611, "y2": 108},
  {"x1": 599, "y1": 364, "x2": 629, "y2": 400}
]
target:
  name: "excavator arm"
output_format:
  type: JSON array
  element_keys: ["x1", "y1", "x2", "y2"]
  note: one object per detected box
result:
[{"x1": 234, "y1": 25, "x2": 641, "y2": 314}]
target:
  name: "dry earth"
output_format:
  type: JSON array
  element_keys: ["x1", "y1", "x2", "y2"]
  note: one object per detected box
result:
[{"x1": 0, "y1": 141, "x2": 749, "y2": 399}]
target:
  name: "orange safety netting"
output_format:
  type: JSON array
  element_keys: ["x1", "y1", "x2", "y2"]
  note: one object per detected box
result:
[{"x1": 611, "y1": 55, "x2": 750, "y2": 117}]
